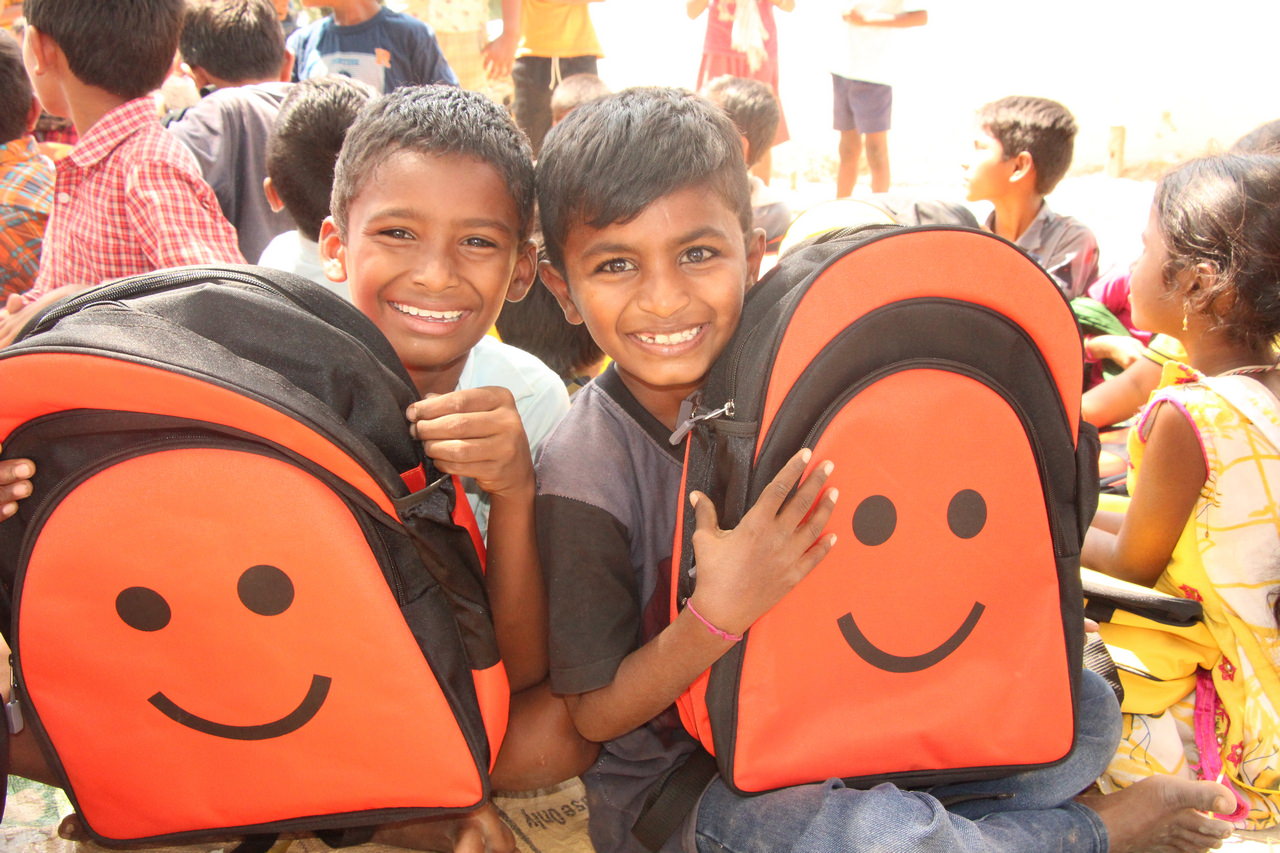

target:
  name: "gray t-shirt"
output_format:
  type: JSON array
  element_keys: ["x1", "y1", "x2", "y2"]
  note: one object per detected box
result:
[{"x1": 537, "y1": 366, "x2": 698, "y2": 853}]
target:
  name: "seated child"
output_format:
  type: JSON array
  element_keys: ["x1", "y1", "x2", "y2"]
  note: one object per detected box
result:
[
  {"x1": 259, "y1": 74, "x2": 377, "y2": 296},
  {"x1": 963, "y1": 95, "x2": 1099, "y2": 298},
  {"x1": 4, "y1": 84, "x2": 596, "y2": 849},
  {"x1": 534, "y1": 86, "x2": 1235, "y2": 853},
  {"x1": 550, "y1": 72, "x2": 611, "y2": 126},
  {"x1": 19, "y1": 0, "x2": 244, "y2": 300},
  {"x1": 166, "y1": 0, "x2": 295, "y2": 262},
  {"x1": 700, "y1": 74, "x2": 792, "y2": 247},
  {"x1": 1083, "y1": 154, "x2": 1280, "y2": 829},
  {"x1": 289, "y1": 0, "x2": 456, "y2": 94},
  {"x1": 0, "y1": 29, "x2": 53, "y2": 297}
]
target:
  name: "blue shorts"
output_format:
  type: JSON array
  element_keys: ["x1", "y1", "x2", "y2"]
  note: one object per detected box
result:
[{"x1": 832, "y1": 74, "x2": 893, "y2": 134}]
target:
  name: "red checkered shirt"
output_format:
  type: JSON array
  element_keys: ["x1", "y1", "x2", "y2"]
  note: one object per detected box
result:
[
  {"x1": 30, "y1": 96, "x2": 244, "y2": 297},
  {"x1": 0, "y1": 136, "x2": 54, "y2": 297}
]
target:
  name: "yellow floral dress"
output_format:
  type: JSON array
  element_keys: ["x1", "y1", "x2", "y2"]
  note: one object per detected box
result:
[{"x1": 1097, "y1": 362, "x2": 1280, "y2": 829}]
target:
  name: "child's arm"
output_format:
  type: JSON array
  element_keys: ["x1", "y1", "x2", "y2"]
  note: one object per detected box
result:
[
  {"x1": 407, "y1": 388, "x2": 547, "y2": 691},
  {"x1": 482, "y1": 0, "x2": 521, "y2": 79},
  {"x1": 1081, "y1": 353, "x2": 1162, "y2": 428},
  {"x1": 686, "y1": 0, "x2": 709, "y2": 17},
  {"x1": 564, "y1": 450, "x2": 836, "y2": 742},
  {"x1": 844, "y1": 8, "x2": 927, "y2": 26},
  {"x1": 1082, "y1": 402, "x2": 1206, "y2": 586},
  {"x1": 125, "y1": 162, "x2": 245, "y2": 269}
]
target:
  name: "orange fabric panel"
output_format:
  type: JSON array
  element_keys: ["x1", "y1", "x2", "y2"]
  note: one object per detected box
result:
[
  {"x1": 731, "y1": 371, "x2": 1074, "y2": 791},
  {"x1": 20, "y1": 449, "x2": 482, "y2": 840},
  {"x1": 760, "y1": 231, "x2": 1083, "y2": 455},
  {"x1": 451, "y1": 474, "x2": 487, "y2": 571},
  {"x1": 0, "y1": 354, "x2": 397, "y2": 517}
]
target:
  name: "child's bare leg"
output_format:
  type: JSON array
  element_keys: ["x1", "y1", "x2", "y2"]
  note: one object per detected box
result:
[
  {"x1": 490, "y1": 681, "x2": 599, "y2": 792},
  {"x1": 1078, "y1": 775, "x2": 1235, "y2": 853},
  {"x1": 371, "y1": 802, "x2": 514, "y2": 853}
]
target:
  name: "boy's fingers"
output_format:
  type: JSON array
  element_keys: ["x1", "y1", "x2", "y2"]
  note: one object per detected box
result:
[
  {"x1": 752, "y1": 448, "x2": 812, "y2": 517},
  {"x1": 689, "y1": 491, "x2": 721, "y2": 535},
  {"x1": 0, "y1": 459, "x2": 34, "y2": 483},
  {"x1": 778, "y1": 459, "x2": 834, "y2": 525},
  {"x1": 798, "y1": 487, "x2": 838, "y2": 543}
]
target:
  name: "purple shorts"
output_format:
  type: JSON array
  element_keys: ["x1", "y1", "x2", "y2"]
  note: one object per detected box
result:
[{"x1": 832, "y1": 74, "x2": 892, "y2": 134}]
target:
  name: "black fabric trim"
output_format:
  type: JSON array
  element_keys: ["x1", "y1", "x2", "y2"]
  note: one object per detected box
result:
[{"x1": 595, "y1": 365, "x2": 685, "y2": 463}]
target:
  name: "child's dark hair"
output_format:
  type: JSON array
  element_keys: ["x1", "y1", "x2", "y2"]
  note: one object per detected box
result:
[
  {"x1": 538, "y1": 87, "x2": 750, "y2": 276},
  {"x1": 180, "y1": 0, "x2": 284, "y2": 85},
  {"x1": 1154, "y1": 154, "x2": 1280, "y2": 352},
  {"x1": 496, "y1": 274, "x2": 605, "y2": 382},
  {"x1": 977, "y1": 95, "x2": 1078, "y2": 195},
  {"x1": 550, "y1": 73, "x2": 611, "y2": 125},
  {"x1": 267, "y1": 76, "x2": 377, "y2": 242},
  {"x1": 0, "y1": 32, "x2": 32, "y2": 144},
  {"x1": 701, "y1": 75, "x2": 779, "y2": 169},
  {"x1": 331, "y1": 85, "x2": 535, "y2": 241},
  {"x1": 24, "y1": 0, "x2": 184, "y2": 102},
  {"x1": 1232, "y1": 119, "x2": 1280, "y2": 156}
]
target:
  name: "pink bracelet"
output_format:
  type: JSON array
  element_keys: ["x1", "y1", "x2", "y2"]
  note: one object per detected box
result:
[{"x1": 685, "y1": 600, "x2": 743, "y2": 643}]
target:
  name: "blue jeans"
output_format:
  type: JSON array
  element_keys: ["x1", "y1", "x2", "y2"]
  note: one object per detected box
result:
[{"x1": 694, "y1": 669, "x2": 1120, "y2": 853}]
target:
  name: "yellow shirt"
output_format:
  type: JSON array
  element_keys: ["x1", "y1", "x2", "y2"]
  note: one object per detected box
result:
[{"x1": 517, "y1": 0, "x2": 602, "y2": 58}]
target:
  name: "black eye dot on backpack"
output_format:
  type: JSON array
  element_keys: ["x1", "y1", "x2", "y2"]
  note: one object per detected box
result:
[
  {"x1": 947, "y1": 489, "x2": 987, "y2": 539},
  {"x1": 116, "y1": 586, "x2": 171, "y2": 632},
  {"x1": 852, "y1": 495, "x2": 896, "y2": 546},
  {"x1": 238, "y1": 565, "x2": 294, "y2": 616}
]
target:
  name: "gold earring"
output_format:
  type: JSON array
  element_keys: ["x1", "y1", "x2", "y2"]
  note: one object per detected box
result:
[{"x1": 1182, "y1": 311, "x2": 1189, "y2": 333}]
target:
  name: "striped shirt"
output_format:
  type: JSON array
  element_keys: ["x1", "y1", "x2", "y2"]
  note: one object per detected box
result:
[
  {"x1": 0, "y1": 136, "x2": 54, "y2": 297},
  {"x1": 31, "y1": 96, "x2": 243, "y2": 298}
]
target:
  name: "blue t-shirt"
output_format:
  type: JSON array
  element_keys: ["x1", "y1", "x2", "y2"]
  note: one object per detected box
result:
[{"x1": 288, "y1": 7, "x2": 457, "y2": 93}]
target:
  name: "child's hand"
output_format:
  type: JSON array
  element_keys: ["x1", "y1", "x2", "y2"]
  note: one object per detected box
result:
[
  {"x1": 0, "y1": 450, "x2": 34, "y2": 519},
  {"x1": 1085, "y1": 334, "x2": 1145, "y2": 369},
  {"x1": 407, "y1": 387, "x2": 534, "y2": 500},
  {"x1": 686, "y1": 448, "x2": 837, "y2": 637}
]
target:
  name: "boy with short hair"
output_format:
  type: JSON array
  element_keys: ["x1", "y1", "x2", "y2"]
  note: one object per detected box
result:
[
  {"x1": 259, "y1": 74, "x2": 377, "y2": 295},
  {"x1": 289, "y1": 0, "x2": 456, "y2": 94},
  {"x1": 0, "y1": 29, "x2": 52, "y2": 296},
  {"x1": 701, "y1": 74, "x2": 791, "y2": 246},
  {"x1": 550, "y1": 72, "x2": 610, "y2": 126},
  {"x1": 3, "y1": 82, "x2": 595, "y2": 850},
  {"x1": 535, "y1": 86, "x2": 1236, "y2": 853},
  {"x1": 18, "y1": 0, "x2": 244, "y2": 302},
  {"x1": 167, "y1": 0, "x2": 296, "y2": 262},
  {"x1": 964, "y1": 95, "x2": 1099, "y2": 298}
]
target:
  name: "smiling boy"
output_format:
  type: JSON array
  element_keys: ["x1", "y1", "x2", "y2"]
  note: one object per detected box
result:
[{"x1": 534, "y1": 87, "x2": 1236, "y2": 853}]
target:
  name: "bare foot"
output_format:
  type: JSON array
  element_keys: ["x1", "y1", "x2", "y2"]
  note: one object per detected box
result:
[
  {"x1": 370, "y1": 802, "x2": 515, "y2": 853},
  {"x1": 1078, "y1": 775, "x2": 1235, "y2": 853}
]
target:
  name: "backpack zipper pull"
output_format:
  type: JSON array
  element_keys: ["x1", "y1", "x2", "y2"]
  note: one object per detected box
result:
[
  {"x1": 669, "y1": 400, "x2": 735, "y2": 445},
  {"x1": 6, "y1": 655, "x2": 23, "y2": 734}
]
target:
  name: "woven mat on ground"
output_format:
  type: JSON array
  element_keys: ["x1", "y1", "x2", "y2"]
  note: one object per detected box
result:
[{"x1": 0, "y1": 776, "x2": 594, "y2": 853}]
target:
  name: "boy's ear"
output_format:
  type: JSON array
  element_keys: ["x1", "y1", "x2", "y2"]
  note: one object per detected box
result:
[
  {"x1": 262, "y1": 177, "x2": 285, "y2": 213},
  {"x1": 23, "y1": 25, "x2": 60, "y2": 79},
  {"x1": 1010, "y1": 151, "x2": 1035, "y2": 185},
  {"x1": 538, "y1": 260, "x2": 585, "y2": 325},
  {"x1": 181, "y1": 62, "x2": 212, "y2": 91},
  {"x1": 504, "y1": 239, "x2": 538, "y2": 303},
  {"x1": 745, "y1": 226, "x2": 767, "y2": 289},
  {"x1": 317, "y1": 216, "x2": 349, "y2": 283},
  {"x1": 278, "y1": 49, "x2": 295, "y2": 82},
  {"x1": 24, "y1": 97, "x2": 41, "y2": 135}
]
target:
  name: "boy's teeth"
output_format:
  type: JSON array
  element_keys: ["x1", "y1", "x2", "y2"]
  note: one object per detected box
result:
[
  {"x1": 638, "y1": 327, "x2": 700, "y2": 345},
  {"x1": 392, "y1": 303, "x2": 463, "y2": 321}
]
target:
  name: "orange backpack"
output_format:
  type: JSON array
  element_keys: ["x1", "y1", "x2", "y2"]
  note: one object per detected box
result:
[
  {"x1": 0, "y1": 267, "x2": 507, "y2": 845},
  {"x1": 670, "y1": 226, "x2": 1098, "y2": 795}
]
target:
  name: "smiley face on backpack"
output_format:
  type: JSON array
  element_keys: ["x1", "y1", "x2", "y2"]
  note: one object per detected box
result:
[{"x1": 17, "y1": 448, "x2": 482, "y2": 841}]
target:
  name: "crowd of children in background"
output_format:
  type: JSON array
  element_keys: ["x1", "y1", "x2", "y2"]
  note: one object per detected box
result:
[{"x1": 0, "y1": 1, "x2": 1277, "y2": 852}]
